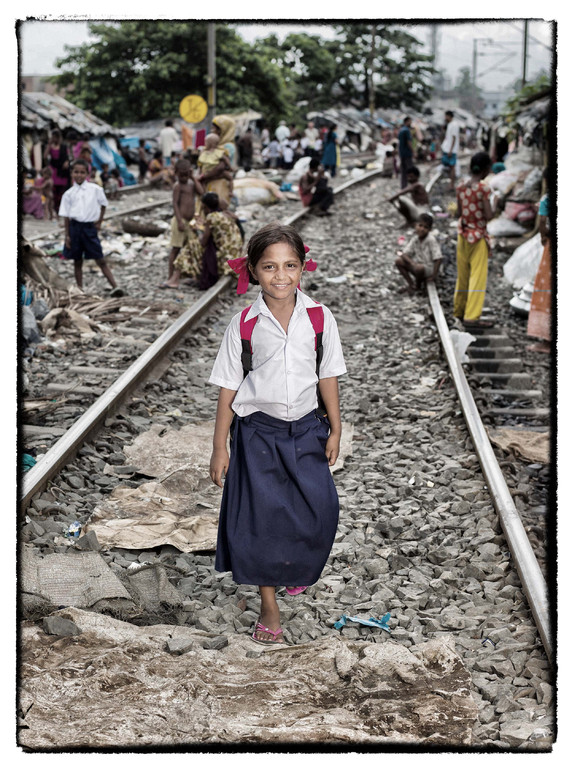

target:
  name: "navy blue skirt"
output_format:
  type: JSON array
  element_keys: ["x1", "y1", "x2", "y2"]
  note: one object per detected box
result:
[{"x1": 215, "y1": 410, "x2": 339, "y2": 586}]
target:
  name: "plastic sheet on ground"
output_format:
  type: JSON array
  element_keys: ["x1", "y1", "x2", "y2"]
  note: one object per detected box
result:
[
  {"x1": 449, "y1": 329, "x2": 476, "y2": 364},
  {"x1": 19, "y1": 608, "x2": 478, "y2": 748},
  {"x1": 39, "y1": 307, "x2": 99, "y2": 340},
  {"x1": 487, "y1": 427, "x2": 550, "y2": 465},
  {"x1": 487, "y1": 217, "x2": 528, "y2": 238},
  {"x1": 503, "y1": 232, "x2": 543, "y2": 289},
  {"x1": 334, "y1": 613, "x2": 391, "y2": 632}
]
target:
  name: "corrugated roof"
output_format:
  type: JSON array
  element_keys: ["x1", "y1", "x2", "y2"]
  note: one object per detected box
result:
[{"x1": 20, "y1": 92, "x2": 120, "y2": 136}]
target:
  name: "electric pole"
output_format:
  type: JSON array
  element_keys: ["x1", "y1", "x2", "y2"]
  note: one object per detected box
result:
[
  {"x1": 522, "y1": 20, "x2": 529, "y2": 89},
  {"x1": 207, "y1": 23, "x2": 216, "y2": 124}
]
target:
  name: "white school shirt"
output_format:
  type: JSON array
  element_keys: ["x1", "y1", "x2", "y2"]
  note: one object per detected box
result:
[
  {"x1": 208, "y1": 289, "x2": 346, "y2": 421},
  {"x1": 58, "y1": 180, "x2": 108, "y2": 222},
  {"x1": 441, "y1": 120, "x2": 460, "y2": 154}
]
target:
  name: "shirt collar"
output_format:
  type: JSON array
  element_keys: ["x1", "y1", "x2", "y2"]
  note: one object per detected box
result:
[{"x1": 246, "y1": 288, "x2": 317, "y2": 321}]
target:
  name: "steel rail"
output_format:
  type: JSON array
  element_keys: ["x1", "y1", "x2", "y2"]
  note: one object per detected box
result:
[
  {"x1": 426, "y1": 282, "x2": 553, "y2": 665},
  {"x1": 21, "y1": 168, "x2": 384, "y2": 510}
]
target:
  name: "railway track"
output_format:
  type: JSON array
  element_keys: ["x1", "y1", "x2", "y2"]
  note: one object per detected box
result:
[{"x1": 19, "y1": 164, "x2": 554, "y2": 748}]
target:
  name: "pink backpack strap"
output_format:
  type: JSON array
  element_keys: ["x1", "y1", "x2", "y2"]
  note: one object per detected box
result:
[
  {"x1": 239, "y1": 306, "x2": 258, "y2": 376},
  {"x1": 306, "y1": 305, "x2": 324, "y2": 352}
]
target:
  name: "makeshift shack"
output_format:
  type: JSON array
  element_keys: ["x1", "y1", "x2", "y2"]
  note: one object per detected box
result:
[{"x1": 21, "y1": 92, "x2": 135, "y2": 185}]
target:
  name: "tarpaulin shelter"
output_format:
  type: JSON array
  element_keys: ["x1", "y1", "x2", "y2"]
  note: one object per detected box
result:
[{"x1": 20, "y1": 91, "x2": 127, "y2": 177}]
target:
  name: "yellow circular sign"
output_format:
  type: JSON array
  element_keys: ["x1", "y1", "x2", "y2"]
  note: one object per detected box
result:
[{"x1": 179, "y1": 94, "x2": 208, "y2": 124}]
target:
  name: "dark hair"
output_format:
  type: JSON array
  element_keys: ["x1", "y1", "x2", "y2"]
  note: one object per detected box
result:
[
  {"x1": 111, "y1": 168, "x2": 120, "y2": 178},
  {"x1": 139, "y1": 138, "x2": 145, "y2": 146},
  {"x1": 445, "y1": 110, "x2": 454, "y2": 118},
  {"x1": 418, "y1": 213, "x2": 434, "y2": 229},
  {"x1": 202, "y1": 192, "x2": 220, "y2": 210},
  {"x1": 403, "y1": 116, "x2": 411, "y2": 124},
  {"x1": 154, "y1": 150, "x2": 162, "y2": 160},
  {"x1": 165, "y1": 119, "x2": 173, "y2": 126},
  {"x1": 174, "y1": 158, "x2": 191, "y2": 173},
  {"x1": 309, "y1": 158, "x2": 320, "y2": 170},
  {"x1": 247, "y1": 222, "x2": 306, "y2": 284},
  {"x1": 470, "y1": 151, "x2": 492, "y2": 175},
  {"x1": 407, "y1": 165, "x2": 420, "y2": 179},
  {"x1": 72, "y1": 159, "x2": 89, "y2": 170}
]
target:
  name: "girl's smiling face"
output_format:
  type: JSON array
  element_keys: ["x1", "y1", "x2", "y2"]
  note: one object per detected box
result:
[{"x1": 250, "y1": 242, "x2": 304, "y2": 304}]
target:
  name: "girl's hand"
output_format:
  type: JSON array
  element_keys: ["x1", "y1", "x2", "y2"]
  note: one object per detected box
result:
[
  {"x1": 210, "y1": 447, "x2": 230, "y2": 487},
  {"x1": 325, "y1": 434, "x2": 340, "y2": 466}
]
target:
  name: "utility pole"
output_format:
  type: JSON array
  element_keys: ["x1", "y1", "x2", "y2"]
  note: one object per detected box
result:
[
  {"x1": 368, "y1": 26, "x2": 376, "y2": 117},
  {"x1": 472, "y1": 39, "x2": 478, "y2": 113},
  {"x1": 522, "y1": 20, "x2": 529, "y2": 89},
  {"x1": 207, "y1": 22, "x2": 216, "y2": 125}
]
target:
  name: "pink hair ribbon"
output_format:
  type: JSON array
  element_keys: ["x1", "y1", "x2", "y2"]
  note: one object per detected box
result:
[
  {"x1": 304, "y1": 244, "x2": 317, "y2": 271},
  {"x1": 228, "y1": 257, "x2": 250, "y2": 295}
]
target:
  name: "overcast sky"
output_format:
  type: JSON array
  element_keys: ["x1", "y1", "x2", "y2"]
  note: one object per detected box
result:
[{"x1": 18, "y1": 17, "x2": 554, "y2": 93}]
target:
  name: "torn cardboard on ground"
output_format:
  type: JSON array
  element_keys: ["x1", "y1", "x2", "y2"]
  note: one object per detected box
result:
[
  {"x1": 88, "y1": 420, "x2": 353, "y2": 553},
  {"x1": 487, "y1": 427, "x2": 550, "y2": 464},
  {"x1": 85, "y1": 481, "x2": 219, "y2": 552}
]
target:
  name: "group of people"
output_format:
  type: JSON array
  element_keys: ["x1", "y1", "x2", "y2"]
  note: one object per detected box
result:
[
  {"x1": 390, "y1": 147, "x2": 551, "y2": 356},
  {"x1": 260, "y1": 120, "x2": 339, "y2": 176}
]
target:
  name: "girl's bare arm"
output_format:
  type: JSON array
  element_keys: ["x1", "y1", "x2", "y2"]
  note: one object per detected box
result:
[
  {"x1": 210, "y1": 387, "x2": 237, "y2": 487},
  {"x1": 318, "y1": 376, "x2": 342, "y2": 466}
]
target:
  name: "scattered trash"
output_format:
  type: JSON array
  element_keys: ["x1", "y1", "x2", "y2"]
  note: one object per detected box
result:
[
  {"x1": 22, "y1": 454, "x2": 36, "y2": 472},
  {"x1": 325, "y1": 275, "x2": 348, "y2": 284},
  {"x1": 481, "y1": 637, "x2": 496, "y2": 648},
  {"x1": 397, "y1": 236, "x2": 406, "y2": 245},
  {"x1": 449, "y1": 329, "x2": 476, "y2": 364},
  {"x1": 334, "y1": 613, "x2": 391, "y2": 632},
  {"x1": 431, "y1": 205, "x2": 443, "y2": 212},
  {"x1": 64, "y1": 521, "x2": 82, "y2": 539},
  {"x1": 279, "y1": 182, "x2": 292, "y2": 192},
  {"x1": 20, "y1": 284, "x2": 33, "y2": 306},
  {"x1": 503, "y1": 233, "x2": 543, "y2": 289}
]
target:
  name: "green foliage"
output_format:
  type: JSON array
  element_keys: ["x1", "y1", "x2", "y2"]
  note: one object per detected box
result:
[
  {"x1": 329, "y1": 24, "x2": 435, "y2": 110},
  {"x1": 50, "y1": 22, "x2": 436, "y2": 127},
  {"x1": 503, "y1": 71, "x2": 552, "y2": 115},
  {"x1": 51, "y1": 21, "x2": 290, "y2": 126}
]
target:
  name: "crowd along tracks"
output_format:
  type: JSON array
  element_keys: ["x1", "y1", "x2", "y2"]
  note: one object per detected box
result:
[{"x1": 19, "y1": 165, "x2": 555, "y2": 748}]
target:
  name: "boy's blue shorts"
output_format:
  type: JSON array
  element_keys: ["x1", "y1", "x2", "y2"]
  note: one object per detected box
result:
[
  {"x1": 63, "y1": 220, "x2": 104, "y2": 260},
  {"x1": 441, "y1": 153, "x2": 457, "y2": 167}
]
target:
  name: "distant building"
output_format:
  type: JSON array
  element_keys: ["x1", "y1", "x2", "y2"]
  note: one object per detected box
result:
[
  {"x1": 20, "y1": 74, "x2": 73, "y2": 98},
  {"x1": 480, "y1": 88, "x2": 514, "y2": 119}
]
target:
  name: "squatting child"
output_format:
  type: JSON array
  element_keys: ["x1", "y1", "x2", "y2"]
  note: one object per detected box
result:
[
  {"x1": 395, "y1": 212, "x2": 442, "y2": 294},
  {"x1": 386, "y1": 165, "x2": 430, "y2": 226},
  {"x1": 58, "y1": 159, "x2": 123, "y2": 295},
  {"x1": 208, "y1": 223, "x2": 346, "y2": 645}
]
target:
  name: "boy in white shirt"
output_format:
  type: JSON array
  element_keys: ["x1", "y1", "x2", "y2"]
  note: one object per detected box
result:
[
  {"x1": 441, "y1": 110, "x2": 460, "y2": 189},
  {"x1": 59, "y1": 159, "x2": 123, "y2": 295}
]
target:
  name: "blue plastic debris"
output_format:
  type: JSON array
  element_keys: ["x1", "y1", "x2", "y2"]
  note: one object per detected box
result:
[
  {"x1": 334, "y1": 613, "x2": 391, "y2": 633},
  {"x1": 279, "y1": 182, "x2": 293, "y2": 192},
  {"x1": 22, "y1": 454, "x2": 36, "y2": 472}
]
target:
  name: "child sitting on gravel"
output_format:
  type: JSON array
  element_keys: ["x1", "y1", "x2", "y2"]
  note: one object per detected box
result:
[
  {"x1": 208, "y1": 223, "x2": 346, "y2": 645},
  {"x1": 394, "y1": 213, "x2": 442, "y2": 294},
  {"x1": 386, "y1": 166, "x2": 429, "y2": 226}
]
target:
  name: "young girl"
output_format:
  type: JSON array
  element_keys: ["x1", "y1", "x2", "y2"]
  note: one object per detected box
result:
[
  {"x1": 454, "y1": 151, "x2": 498, "y2": 328},
  {"x1": 208, "y1": 223, "x2": 346, "y2": 645}
]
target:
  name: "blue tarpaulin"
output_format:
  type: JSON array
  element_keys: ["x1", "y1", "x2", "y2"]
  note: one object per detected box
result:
[{"x1": 89, "y1": 138, "x2": 136, "y2": 186}]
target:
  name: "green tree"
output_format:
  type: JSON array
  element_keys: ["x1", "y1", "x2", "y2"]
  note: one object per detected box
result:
[
  {"x1": 51, "y1": 21, "x2": 290, "y2": 126},
  {"x1": 328, "y1": 24, "x2": 434, "y2": 111},
  {"x1": 454, "y1": 66, "x2": 483, "y2": 112}
]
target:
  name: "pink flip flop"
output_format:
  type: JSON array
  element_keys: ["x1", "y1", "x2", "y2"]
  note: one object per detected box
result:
[
  {"x1": 286, "y1": 586, "x2": 308, "y2": 596},
  {"x1": 251, "y1": 621, "x2": 284, "y2": 645}
]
